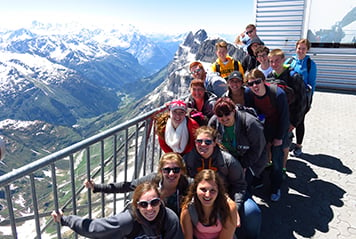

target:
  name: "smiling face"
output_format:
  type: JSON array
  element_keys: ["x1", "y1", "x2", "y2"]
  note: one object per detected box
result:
[
  {"x1": 216, "y1": 47, "x2": 228, "y2": 62},
  {"x1": 137, "y1": 189, "x2": 161, "y2": 221},
  {"x1": 227, "y1": 78, "x2": 243, "y2": 92},
  {"x1": 296, "y1": 42, "x2": 308, "y2": 60},
  {"x1": 190, "y1": 65, "x2": 205, "y2": 80},
  {"x1": 197, "y1": 179, "x2": 218, "y2": 208},
  {"x1": 161, "y1": 160, "x2": 181, "y2": 187},
  {"x1": 170, "y1": 109, "x2": 186, "y2": 128},
  {"x1": 195, "y1": 132, "x2": 216, "y2": 159},
  {"x1": 256, "y1": 51, "x2": 269, "y2": 65},
  {"x1": 246, "y1": 26, "x2": 256, "y2": 38},
  {"x1": 190, "y1": 85, "x2": 205, "y2": 100},
  {"x1": 216, "y1": 110, "x2": 235, "y2": 127},
  {"x1": 269, "y1": 55, "x2": 285, "y2": 73}
]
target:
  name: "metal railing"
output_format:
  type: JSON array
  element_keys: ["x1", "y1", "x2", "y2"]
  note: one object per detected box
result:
[{"x1": 0, "y1": 105, "x2": 167, "y2": 239}]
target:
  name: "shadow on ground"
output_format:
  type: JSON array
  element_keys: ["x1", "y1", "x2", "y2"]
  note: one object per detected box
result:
[{"x1": 254, "y1": 153, "x2": 350, "y2": 239}]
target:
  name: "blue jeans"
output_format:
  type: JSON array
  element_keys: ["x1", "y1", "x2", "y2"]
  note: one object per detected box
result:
[
  {"x1": 270, "y1": 144, "x2": 284, "y2": 193},
  {"x1": 236, "y1": 198, "x2": 261, "y2": 239}
]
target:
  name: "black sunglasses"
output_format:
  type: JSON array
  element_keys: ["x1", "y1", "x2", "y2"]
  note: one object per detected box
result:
[
  {"x1": 195, "y1": 139, "x2": 213, "y2": 145},
  {"x1": 246, "y1": 30, "x2": 254, "y2": 34},
  {"x1": 137, "y1": 198, "x2": 161, "y2": 208},
  {"x1": 162, "y1": 167, "x2": 181, "y2": 174},
  {"x1": 216, "y1": 111, "x2": 232, "y2": 118},
  {"x1": 247, "y1": 79, "x2": 262, "y2": 87}
]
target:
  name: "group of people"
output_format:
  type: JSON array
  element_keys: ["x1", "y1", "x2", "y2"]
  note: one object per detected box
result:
[{"x1": 52, "y1": 23, "x2": 317, "y2": 239}]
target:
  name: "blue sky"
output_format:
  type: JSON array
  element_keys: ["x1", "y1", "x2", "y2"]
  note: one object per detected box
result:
[{"x1": 0, "y1": 0, "x2": 255, "y2": 34}]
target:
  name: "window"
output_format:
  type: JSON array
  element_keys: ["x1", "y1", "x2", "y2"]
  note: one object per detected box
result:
[{"x1": 307, "y1": 0, "x2": 355, "y2": 48}]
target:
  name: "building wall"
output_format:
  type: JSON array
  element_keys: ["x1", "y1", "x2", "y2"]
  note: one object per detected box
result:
[{"x1": 255, "y1": 0, "x2": 356, "y2": 91}]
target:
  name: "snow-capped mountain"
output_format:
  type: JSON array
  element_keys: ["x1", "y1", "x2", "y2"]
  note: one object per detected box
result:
[
  {"x1": 132, "y1": 29, "x2": 245, "y2": 114},
  {"x1": 0, "y1": 21, "x2": 184, "y2": 126}
]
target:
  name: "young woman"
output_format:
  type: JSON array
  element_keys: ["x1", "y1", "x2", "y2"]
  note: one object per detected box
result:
[
  {"x1": 285, "y1": 38, "x2": 317, "y2": 157},
  {"x1": 52, "y1": 182, "x2": 183, "y2": 238},
  {"x1": 183, "y1": 126, "x2": 262, "y2": 238},
  {"x1": 155, "y1": 100, "x2": 199, "y2": 155},
  {"x1": 85, "y1": 152, "x2": 190, "y2": 216},
  {"x1": 221, "y1": 71, "x2": 246, "y2": 106},
  {"x1": 208, "y1": 97, "x2": 267, "y2": 194},
  {"x1": 180, "y1": 169, "x2": 238, "y2": 239}
]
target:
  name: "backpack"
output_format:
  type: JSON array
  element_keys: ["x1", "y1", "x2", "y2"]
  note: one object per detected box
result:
[
  {"x1": 215, "y1": 60, "x2": 240, "y2": 77},
  {"x1": 286, "y1": 57, "x2": 313, "y2": 111},
  {"x1": 265, "y1": 78, "x2": 295, "y2": 105}
]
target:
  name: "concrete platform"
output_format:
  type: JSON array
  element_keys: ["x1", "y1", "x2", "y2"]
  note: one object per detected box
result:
[{"x1": 254, "y1": 90, "x2": 356, "y2": 239}]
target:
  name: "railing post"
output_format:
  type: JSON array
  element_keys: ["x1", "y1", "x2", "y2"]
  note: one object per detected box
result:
[
  {"x1": 30, "y1": 174, "x2": 41, "y2": 239},
  {"x1": 51, "y1": 163, "x2": 61, "y2": 239},
  {"x1": 5, "y1": 185, "x2": 17, "y2": 238}
]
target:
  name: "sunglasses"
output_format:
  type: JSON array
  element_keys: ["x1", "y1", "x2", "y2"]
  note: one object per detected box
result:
[
  {"x1": 137, "y1": 198, "x2": 161, "y2": 208},
  {"x1": 216, "y1": 111, "x2": 232, "y2": 117},
  {"x1": 246, "y1": 30, "x2": 254, "y2": 34},
  {"x1": 195, "y1": 139, "x2": 213, "y2": 145},
  {"x1": 162, "y1": 167, "x2": 181, "y2": 174},
  {"x1": 191, "y1": 68, "x2": 202, "y2": 74},
  {"x1": 247, "y1": 79, "x2": 262, "y2": 87}
]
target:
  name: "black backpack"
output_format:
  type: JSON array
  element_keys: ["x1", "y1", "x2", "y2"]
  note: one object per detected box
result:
[
  {"x1": 265, "y1": 78, "x2": 295, "y2": 105},
  {"x1": 286, "y1": 57, "x2": 313, "y2": 111}
]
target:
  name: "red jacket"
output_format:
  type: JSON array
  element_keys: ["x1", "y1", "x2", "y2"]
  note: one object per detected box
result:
[{"x1": 158, "y1": 117, "x2": 199, "y2": 155}]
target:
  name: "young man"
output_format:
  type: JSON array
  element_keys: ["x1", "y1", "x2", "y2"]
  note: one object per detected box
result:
[
  {"x1": 242, "y1": 37, "x2": 264, "y2": 73},
  {"x1": 189, "y1": 61, "x2": 227, "y2": 98},
  {"x1": 255, "y1": 45, "x2": 273, "y2": 77},
  {"x1": 185, "y1": 79, "x2": 217, "y2": 125},
  {"x1": 235, "y1": 24, "x2": 264, "y2": 53},
  {"x1": 211, "y1": 40, "x2": 244, "y2": 79},
  {"x1": 245, "y1": 69, "x2": 289, "y2": 202},
  {"x1": 268, "y1": 49, "x2": 307, "y2": 172}
]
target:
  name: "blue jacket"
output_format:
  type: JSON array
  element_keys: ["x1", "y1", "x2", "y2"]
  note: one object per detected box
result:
[{"x1": 286, "y1": 55, "x2": 317, "y2": 93}]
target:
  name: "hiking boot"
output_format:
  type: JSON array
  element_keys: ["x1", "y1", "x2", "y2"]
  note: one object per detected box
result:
[
  {"x1": 271, "y1": 189, "x2": 281, "y2": 202},
  {"x1": 293, "y1": 146, "x2": 302, "y2": 157}
]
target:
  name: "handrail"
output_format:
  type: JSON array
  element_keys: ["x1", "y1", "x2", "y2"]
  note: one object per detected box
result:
[
  {"x1": 0, "y1": 104, "x2": 168, "y2": 238},
  {"x1": 0, "y1": 105, "x2": 166, "y2": 186}
]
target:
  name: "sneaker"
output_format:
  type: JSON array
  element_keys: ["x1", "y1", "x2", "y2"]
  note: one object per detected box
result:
[
  {"x1": 271, "y1": 189, "x2": 281, "y2": 202},
  {"x1": 293, "y1": 146, "x2": 302, "y2": 157}
]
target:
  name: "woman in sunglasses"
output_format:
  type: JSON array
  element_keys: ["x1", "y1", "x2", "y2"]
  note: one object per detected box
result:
[
  {"x1": 183, "y1": 126, "x2": 261, "y2": 239},
  {"x1": 155, "y1": 100, "x2": 199, "y2": 156},
  {"x1": 180, "y1": 169, "x2": 238, "y2": 239},
  {"x1": 52, "y1": 182, "x2": 183, "y2": 238},
  {"x1": 84, "y1": 152, "x2": 190, "y2": 216},
  {"x1": 208, "y1": 97, "x2": 267, "y2": 194}
]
